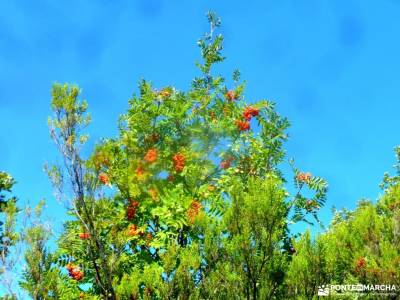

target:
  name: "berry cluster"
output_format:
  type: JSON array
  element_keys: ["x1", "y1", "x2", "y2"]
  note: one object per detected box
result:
[
  {"x1": 355, "y1": 257, "x2": 367, "y2": 271},
  {"x1": 66, "y1": 263, "x2": 84, "y2": 281},
  {"x1": 78, "y1": 232, "x2": 90, "y2": 240},
  {"x1": 220, "y1": 157, "x2": 233, "y2": 169},
  {"x1": 98, "y1": 173, "x2": 110, "y2": 185},
  {"x1": 210, "y1": 111, "x2": 216, "y2": 121},
  {"x1": 126, "y1": 200, "x2": 140, "y2": 220},
  {"x1": 172, "y1": 153, "x2": 185, "y2": 172},
  {"x1": 127, "y1": 224, "x2": 144, "y2": 237},
  {"x1": 187, "y1": 200, "x2": 202, "y2": 223},
  {"x1": 242, "y1": 106, "x2": 259, "y2": 121},
  {"x1": 144, "y1": 148, "x2": 158, "y2": 163},
  {"x1": 296, "y1": 172, "x2": 312, "y2": 183},
  {"x1": 145, "y1": 232, "x2": 153, "y2": 246},
  {"x1": 234, "y1": 106, "x2": 260, "y2": 132},
  {"x1": 235, "y1": 120, "x2": 250, "y2": 131},
  {"x1": 136, "y1": 164, "x2": 144, "y2": 177},
  {"x1": 159, "y1": 88, "x2": 171, "y2": 98}
]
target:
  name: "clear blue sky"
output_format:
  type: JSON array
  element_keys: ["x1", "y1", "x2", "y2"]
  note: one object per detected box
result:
[{"x1": 1, "y1": 0, "x2": 400, "y2": 231}]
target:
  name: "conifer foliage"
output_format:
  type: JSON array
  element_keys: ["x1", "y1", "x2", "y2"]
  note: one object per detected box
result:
[{"x1": 0, "y1": 172, "x2": 18, "y2": 298}]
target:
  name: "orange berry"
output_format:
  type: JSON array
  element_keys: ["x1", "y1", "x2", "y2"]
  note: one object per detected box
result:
[
  {"x1": 144, "y1": 148, "x2": 158, "y2": 163},
  {"x1": 296, "y1": 172, "x2": 312, "y2": 183},
  {"x1": 243, "y1": 106, "x2": 259, "y2": 120},
  {"x1": 127, "y1": 224, "x2": 139, "y2": 236},
  {"x1": 72, "y1": 270, "x2": 84, "y2": 281},
  {"x1": 67, "y1": 264, "x2": 84, "y2": 281},
  {"x1": 127, "y1": 224, "x2": 144, "y2": 237},
  {"x1": 355, "y1": 257, "x2": 367, "y2": 270},
  {"x1": 145, "y1": 232, "x2": 153, "y2": 246},
  {"x1": 136, "y1": 164, "x2": 144, "y2": 177},
  {"x1": 159, "y1": 88, "x2": 171, "y2": 98},
  {"x1": 210, "y1": 111, "x2": 216, "y2": 120},
  {"x1": 98, "y1": 173, "x2": 110, "y2": 185},
  {"x1": 235, "y1": 120, "x2": 250, "y2": 131},
  {"x1": 126, "y1": 200, "x2": 139, "y2": 220},
  {"x1": 172, "y1": 153, "x2": 185, "y2": 172},
  {"x1": 187, "y1": 200, "x2": 202, "y2": 223},
  {"x1": 78, "y1": 232, "x2": 90, "y2": 240},
  {"x1": 220, "y1": 159, "x2": 232, "y2": 169}
]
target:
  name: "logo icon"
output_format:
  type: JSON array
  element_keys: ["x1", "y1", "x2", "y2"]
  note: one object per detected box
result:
[{"x1": 318, "y1": 285, "x2": 329, "y2": 296}]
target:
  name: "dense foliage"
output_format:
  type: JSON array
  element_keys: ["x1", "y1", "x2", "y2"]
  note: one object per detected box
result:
[
  {"x1": 1, "y1": 13, "x2": 399, "y2": 300},
  {"x1": 286, "y1": 158, "x2": 400, "y2": 298}
]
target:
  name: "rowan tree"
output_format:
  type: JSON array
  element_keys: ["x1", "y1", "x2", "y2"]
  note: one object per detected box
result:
[{"x1": 24, "y1": 12, "x2": 328, "y2": 300}]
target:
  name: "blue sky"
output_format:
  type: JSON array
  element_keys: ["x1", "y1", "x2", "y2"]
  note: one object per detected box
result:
[{"x1": 1, "y1": 0, "x2": 400, "y2": 232}]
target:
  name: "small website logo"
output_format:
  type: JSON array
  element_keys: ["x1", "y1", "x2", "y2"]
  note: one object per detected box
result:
[
  {"x1": 317, "y1": 285, "x2": 329, "y2": 296},
  {"x1": 317, "y1": 284, "x2": 398, "y2": 297}
]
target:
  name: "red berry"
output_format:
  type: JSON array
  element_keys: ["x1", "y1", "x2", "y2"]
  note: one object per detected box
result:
[
  {"x1": 159, "y1": 88, "x2": 171, "y2": 98},
  {"x1": 73, "y1": 270, "x2": 83, "y2": 281},
  {"x1": 66, "y1": 264, "x2": 84, "y2": 281},
  {"x1": 78, "y1": 232, "x2": 90, "y2": 240},
  {"x1": 235, "y1": 120, "x2": 250, "y2": 131},
  {"x1": 126, "y1": 200, "x2": 139, "y2": 220},
  {"x1": 136, "y1": 164, "x2": 144, "y2": 177},
  {"x1": 98, "y1": 173, "x2": 110, "y2": 185},
  {"x1": 187, "y1": 200, "x2": 202, "y2": 223},
  {"x1": 296, "y1": 172, "x2": 312, "y2": 183},
  {"x1": 172, "y1": 153, "x2": 185, "y2": 172},
  {"x1": 127, "y1": 224, "x2": 144, "y2": 237},
  {"x1": 220, "y1": 159, "x2": 232, "y2": 169},
  {"x1": 144, "y1": 148, "x2": 157, "y2": 163},
  {"x1": 146, "y1": 232, "x2": 153, "y2": 241},
  {"x1": 127, "y1": 224, "x2": 138, "y2": 236},
  {"x1": 210, "y1": 111, "x2": 216, "y2": 120},
  {"x1": 355, "y1": 257, "x2": 367, "y2": 270},
  {"x1": 243, "y1": 106, "x2": 259, "y2": 120}
]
